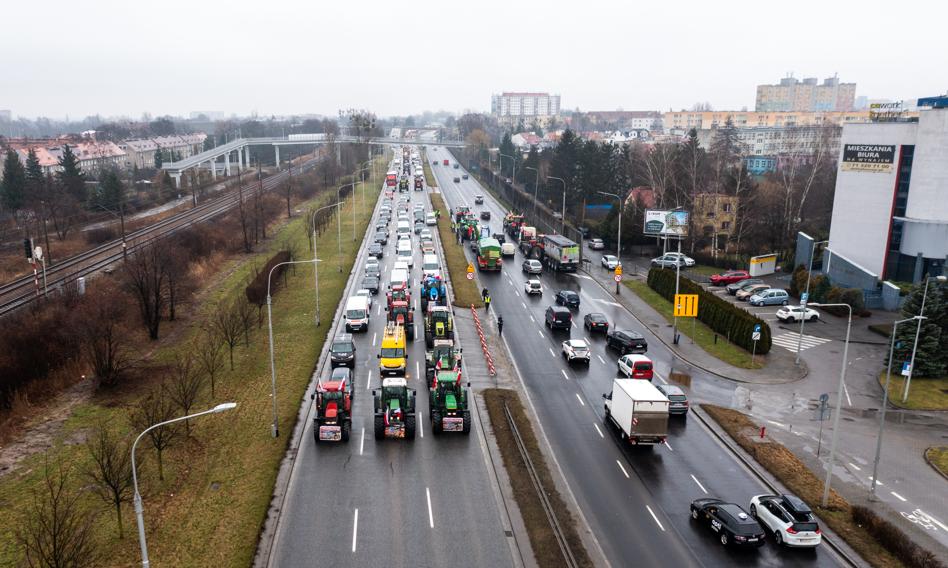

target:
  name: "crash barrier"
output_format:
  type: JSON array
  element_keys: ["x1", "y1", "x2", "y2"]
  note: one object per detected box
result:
[{"x1": 471, "y1": 304, "x2": 496, "y2": 376}]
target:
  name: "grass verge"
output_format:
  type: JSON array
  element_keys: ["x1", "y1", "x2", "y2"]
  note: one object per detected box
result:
[
  {"x1": 925, "y1": 447, "x2": 948, "y2": 479},
  {"x1": 702, "y1": 404, "x2": 921, "y2": 568},
  {"x1": 623, "y1": 279, "x2": 762, "y2": 369},
  {"x1": 877, "y1": 372, "x2": 948, "y2": 410},
  {"x1": 0, "y1": 163, "x2": 385, "y2": 567},
  {"x1": 483, "y1": 389, "x2": 592, "y2": 568},
  {"x1": 430, "y1": 193, "x2": 483, "y2": 309},
  {"x1": 868, "y1": 323, "x2": 892, "y2": 338},
  {"x1": 422, "y1": 150, "x2": 438, "y2": 188}
]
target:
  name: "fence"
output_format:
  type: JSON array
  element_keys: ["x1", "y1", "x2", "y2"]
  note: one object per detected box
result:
[{"x1": 470, "y1": 305, "x2": 496, "y2": 376}]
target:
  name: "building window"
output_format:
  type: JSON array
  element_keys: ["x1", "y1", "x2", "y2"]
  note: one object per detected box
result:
[
  {"x1": 722, "y1": 203, "x2": 732, "y2": 213},
  {"x1": 721, "y1": 221, "x2": 730, "y2": 230}
]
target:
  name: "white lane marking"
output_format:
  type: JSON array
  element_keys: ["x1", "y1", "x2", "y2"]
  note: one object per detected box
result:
[
  {"x1": 359, "y1": 427, "x2": 365, "y2": 455},
  {"x1": 419, "y1": 411, "x2": 424, "y2": 438},
  {"x1": 690, "y1": 474, "x2": 708, "y2": 494},
  {"x1": 616, "y1": 460, "x2": 630, "y2": 478},
  {"x1": 352, "y1": 509, "x2": 359, "y2": 552},
  {"x1": 663, "y1": 440, "x2": 674, "y2": 451},
  {"x1": 594, "y1": 299, "x2": 623, "y2": 307},
  {"x1": 842, "y1": 380, "x2": 853, "y2": 407},
  {"x1": 767, "y1": 419, "x2": 788, "y2": 429},
  {"x1": 569, "y1": 273, "x2": 593, "y2": 280},
  {"x1": 575, "y1": 393, "x2": 585, "y2": 406},
  {"x1": 538, "y1": 329, "x2": 545, "y2": 338},
  {"x1": 917, "y1": 510, "x2": 948, "y2": 532},
  {"x1": 848, "y1": 462, "x2": 862, "y2": 471},
  {"x1": 597, "y1": 354, "x2": 606, "y2": 365},
  {"x1": 594, "y1": 423, "x2": 604, "y2": 438},
  {"x1": 426, "y1": 487, "x2": 435, "y2": 528},
  {"x1": 522, "y1": 301, "x2": 527, "y2": 309},
  {"x1": 869, "y1": 476, "x2": 884, "y2": 486},
  {"x1": 561, "y1": 369, "x2": 570, "y2": 380},
  {"x1": 507, "y1": 279, "x2": 513, "y2": 286},
  {"x1": 366, "y1": 371, "x2": 372, "y2": 390},
  {"x1": 373, "y1": 332, "x2": 377, "y2": 346},
  {"x1": 891, "y1": 491, "x2": 908, "y2": 502},
  {"x1": 549, "y1": 348, "x2": 556, "y2": 357},
  {"x1": 514, "y1": 289, "x2": 521, "y2": 297},
  {"x1": 646, "y1": 505, "x2": 666, "y2": 532},
  {"x1": 529, "y1": 315, "x2": 535, "y2": 323},
  {"x1": 416, "y1": 361, "x2": 420, "y2": 380}
]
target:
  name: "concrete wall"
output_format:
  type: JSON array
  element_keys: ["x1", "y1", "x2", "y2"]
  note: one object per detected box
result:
[
  {"x1": 882, "y1": 281, "x2": 905, "y2": 311},
  {"x1": 904, "y1": 109, "x2": 948, "y2": 221},
  {"x1": 825, "y1": 247, "x2": 879, "y2": 291},
  {"x1": 795, "y1": 232, "x2": 815, "y2": 270}
]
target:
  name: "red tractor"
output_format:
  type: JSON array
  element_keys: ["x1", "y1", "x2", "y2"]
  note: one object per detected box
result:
[
  {"x1": 386, "y1": 283, "x2": 411, "y2": 312},
  {"x1": 310, "y1": 378, "x2": 352, "y2": 443},
  {"x1": 386, "y1": 287, "x2": 416, "y2": 341}
]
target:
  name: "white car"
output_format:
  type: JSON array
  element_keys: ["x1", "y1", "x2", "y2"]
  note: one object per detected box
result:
[
  {"x1": 393, "y1": 260, "x2": 410, "y2": 274},
  {"x1": 561, "y1": 339, "x2": 590, "y2": 363},
  {"x1": 522, "y1": 259, "x2": 543, "y2": 274},
  {"x1": 601, "y1": 255, "x2": 621, "y2": 270},
  {"x1": 749, "y1": 494, "x2": 822, "y2": 548},
  {"x1": 666, "y1": 252, "x2": 695, "y2": 267},
  {"x1": 426, "y1": 213, "x2": 438, "y2": 226},
  {"x1": 354, "y1": 288, "x2": 373, "y2": 309},
  {"x1": 419, "y1": 229, "x2": 432, "y2": 241},
  {"x1": 589, "y1": 238, "x2": 604, "y2": 250},
  {"x1": 524, "y1": 279, "x2": 542, "y2": 295},
  {"x1": 775, "y1": 305, "x2": 820, "y2": 323},
  {"x1": 501, "y1": 242, "x2": 516, "y2": 256}
]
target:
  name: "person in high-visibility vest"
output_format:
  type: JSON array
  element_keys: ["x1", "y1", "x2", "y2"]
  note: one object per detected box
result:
[{"x1": 484, "y1": 294, "x2": 491, "y2": 312}]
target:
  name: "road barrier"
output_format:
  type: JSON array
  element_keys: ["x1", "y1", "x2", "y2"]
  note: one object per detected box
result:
[{"x1": 471, "y1": 304, "x2": 496, "y2": 376}]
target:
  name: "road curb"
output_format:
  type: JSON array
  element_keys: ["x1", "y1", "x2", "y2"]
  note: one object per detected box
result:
[{"x1": 923, "y1": 447, "x2": 948, "y2": 483}]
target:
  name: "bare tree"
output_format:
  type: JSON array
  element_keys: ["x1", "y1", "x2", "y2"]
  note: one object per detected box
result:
[
  {"x1": 73, "y1": 288, "x2": 133, "y2": 388},
  {"x1": 236, "y1": 168, "x2": 252, "y2": 253},
  {"x1": 85, "y1": 424, "x2": 134, "y2": 538},
  {"x1": 212, "y1": 301, "x2": 243, "y2": 370},
  {"x1": 123, "y1": 241, "x2": 168, "y2": 340},
  {"x1": 164, "y1": 355, "x2": 205, "y2": 436},
  {"x1": 163, "y1": 247, "x2": 190, "y2": 322},
  {"x1": 17, "y1": 456, "x2": 98, "y2": 568},
  {"x1": 195, "y1": 330, "x2": 225, "y2": 398},
  {"x1": 130, "y1": 391, "x2": 178, "y2": 481},
  {"x1": 236, "y1": 295, "x2": 256, "y2": 344}
]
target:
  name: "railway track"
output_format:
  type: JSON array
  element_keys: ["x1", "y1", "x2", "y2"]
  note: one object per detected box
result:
[{"x1": 0, "y1": 160, "x2": 318, "y2": 316}]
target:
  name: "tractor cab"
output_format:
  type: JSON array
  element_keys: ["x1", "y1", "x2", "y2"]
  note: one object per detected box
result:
[
  {"x1": 373, "y1": 377, "x2": 417, "y2": 440},
  {"x1": 311, "y1": 379, "x2": 352, "y2": 442},
  {"x1": 429, "y1": 372, "x2": 471, "y2": 435},
  {"x1": 424, "y1": 306, "x2": 454, "y2": 347}
]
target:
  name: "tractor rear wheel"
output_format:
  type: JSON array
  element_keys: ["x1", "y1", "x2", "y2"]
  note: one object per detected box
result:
[
  {"x1": 462, "y1": 411, "x2": 472, "y2": 434},
  {"x1": 341, "y1": 420, "x2": 351, "y2": 442},
  {"x1": 313, "y1": 421, "x2": 320, "y2": 444},
  {"x1": 374, "y1": 415, "x2": 385, "y2": 440},
  {"x1": 405, "y1": 415, "x2": 417, "y2": 439},
  {"x1": 431, "y1": 411, "x2": 442, "y2": 435}
]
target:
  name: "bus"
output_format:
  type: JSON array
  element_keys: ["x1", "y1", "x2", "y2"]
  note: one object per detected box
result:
[{"x1": 385, "y1": 170, "x2": 398, "y2": 187}]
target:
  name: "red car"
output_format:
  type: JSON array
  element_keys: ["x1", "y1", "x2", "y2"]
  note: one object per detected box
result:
[{"x1": 709, "y1": 270, "x2": 750, "y2": 286}]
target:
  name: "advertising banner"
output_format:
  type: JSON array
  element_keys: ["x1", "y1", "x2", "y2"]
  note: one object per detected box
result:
[
  {"x1": 841, "y1": 144, "x2": 896, "y2": 173},
  {"x1": 644, "y1": 210, "x2": 689, "y2": 236}
]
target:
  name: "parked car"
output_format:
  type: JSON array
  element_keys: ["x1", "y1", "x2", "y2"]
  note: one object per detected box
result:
[
  {"x1": 776, "y1": 305, "x2": 820, "y2": 322},
  {"x1": 749, "y1": 288, "x2": 790, "y2": 306},
  {"x1": 709, "y1": 270, "x2": 750, "y2": 286},
  {"x1": 544, "y1": 306, "x2": 572, "y2": 330},
  {"x1": 736, "y1": 283, "x2": 771, "y2": 301},
  {"x1": 606, "y1": 329, "x2": 647, "y2": 354},
  {"x1": 601, "y1": 255, "x2": 620, "y2": 270},
  {"x1": 368, "y1": 243, "x2": 384, "y2": 258},
  {"x1": 524, "y1": 279, "x2": 542, "y2": 295},
  {"x1": 555, "y1": 290, "x2": 580, "y2": 309},
  {"x1": 588, "y1": 238, "x2": 605, "y2": 250},
  {"x1": 617, "y1": 354, "x2": 653, "y2": 380},
  {"x1": 749, "y1": 494, "x2": 822, "y2": 548},
  {"x1": 329, "y1": 334, "x2": 356, "y2": 368},
  {"x1": 522, "y1": 259, "x2": 543, "y2": 274},
  {"x1": 656, "y1": 384, "x2": 688, "y2": 416},
  {"x1": 562, "y1": 339, "x2": 590, "y2": 363},
  {"x1": 583, "y1": 313, "x2": 609, "y2": 333},
  {"x1": 651, "y1": 254, "x2": 688, "y2": 269},
  {"x1": 690, "y1": 498, "x2": 766, "y2": 547},
  {"x1": 727, "y1": 278, "x2": 763, "y2": 295}
]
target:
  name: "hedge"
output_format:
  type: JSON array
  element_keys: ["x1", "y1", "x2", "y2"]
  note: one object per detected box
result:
[{"x1": 647, "y1": 268, "x2": 772, "y2": 354}]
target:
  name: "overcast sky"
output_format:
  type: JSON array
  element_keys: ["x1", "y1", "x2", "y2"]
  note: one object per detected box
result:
[{"x1": 2, "y1": 0, "x2": 944, "y2": 120}]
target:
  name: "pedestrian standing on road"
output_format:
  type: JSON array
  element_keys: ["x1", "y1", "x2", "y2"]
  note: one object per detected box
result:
[
  {"x1": 484, "y1": 294, "x2": 491, "y2": 312},
  {"x1": 482, "y1": 288, "x2": 489, "y2": 301},
  {"x1": 497, "y1": 315, "x2": 503, "y2": 336}
]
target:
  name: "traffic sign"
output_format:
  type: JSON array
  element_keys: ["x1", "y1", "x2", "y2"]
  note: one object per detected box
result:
[
  {"x1": 673, "y1": 294, "x2": 698, "y2": 317},
  {"x1": 752, "y1": 331, "x2": 761, "y2": 341},
  {"x1": 613, "y1": 274, "x2": 622, "y2": 283},
  {"x1": 754, "y1": 324, "x2": 761, "y2": 333},
  {"x1": 466, "y1": 263, "x2": 474, "y2": 274},
  {"x1": 800, "y1": 292, "x2": 808, "y2": 306},
  {"x1": 466, "y1": 272, "x2": 474, "y2": 280},
  {"x1": 901, "y1": 361, "x2": 912, "y2": 377},
  {"x1": 614, "y1": 265, "x2": 622, "y2": 276}
]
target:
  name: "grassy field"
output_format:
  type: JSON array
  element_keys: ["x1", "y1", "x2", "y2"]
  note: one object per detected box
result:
[
  {"x1": 0, "y1": 162, "x2": 385, "y2": 567},
  {"x1": 925, "y1": 447, "x2": 948, "y2": 478},
  {"x1": 877, "y1": 372, "x2": 948, "y2": 410},
  {"x1": 430, "y1": 193, "x2": 483, "y2": 309},
  {"x1": 702, "y1": 404, "x2": 902, "y2": 568},
  {"x1": 422, "y1": 152, "x2": 438, "y2": 188},
  {"x1": 623, "y1": 279, "x2": 762, "y2": 369}
]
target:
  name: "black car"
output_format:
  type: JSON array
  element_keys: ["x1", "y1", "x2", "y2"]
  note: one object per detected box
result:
[
  {"x1": 462, "y1": 174, "x2": 469, "y2": 180},
  {"x1": 584, "y1": 313, "x2": 609, "y2": 333},
  {"x1": 414, "y1": 221, "x2": 425, "y2": 234},
  {"x1": 690, "y1": 498, "x2": 766, "y2": 547},
  {"x1": 330, "y1": 334, "x2": 356, "y2": 368},
  {"x1": 329, "y1": 366, "x2": 355, "y2": 398},
  {"x1": 727, "y1": 278, "x2": 763, "y2": 295},
  {"x1": 474, "y1": 195, "x2": 484, "y2": 204},
  {"x1": 453, "y1": 177, "x2": 461, "y2": 183},
  {"x1": 606, "y1": 329, "x2": 647, "y2": 354},
  {"x1": 555, "y1": 290, "x2": 580, "y2": 309},
  {"x1": 480, "y1": 210, "x2": 491, "y2": 220},
  {"x1": 492, "y1": 232, "x2": 505, "y2": 244},
  {"x1": 361, "y1": 276, "x2": 380, "y2": 295},
  {"x1": 374, "y1": 231, "x2": 388, "y2": 245},
  {"x1": 545, "y1": 306, "x2": 572, "y2": 330},
  {"x1": 368, "y1": 243, "x2": 384, "y2": 258}
]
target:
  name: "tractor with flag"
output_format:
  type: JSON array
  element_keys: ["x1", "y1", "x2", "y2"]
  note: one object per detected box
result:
[
  {"x1": 429, "y1": 367, "x2": 471, "y2": 435},
  {"x1": 310, "y1": 377, "x2": 353, "y2": 443},
  {"x1": 373, "y1": 377, "x2": 417, "y2": 440},
  {"x1": 425, "y1": 338, "x2": 462, "y2": 382},
  {"x1": 424, "y1": 305, "x2": 454, "y2": 348}
]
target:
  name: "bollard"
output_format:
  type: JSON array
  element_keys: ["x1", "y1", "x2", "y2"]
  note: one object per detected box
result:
[{"x1": 760, "y1": 426, "x2": 766, "y2": 439}]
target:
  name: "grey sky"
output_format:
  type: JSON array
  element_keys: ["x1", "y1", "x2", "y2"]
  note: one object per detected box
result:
[{"x1": 2, "y1": 0, "x2": 944, "y2": 120}]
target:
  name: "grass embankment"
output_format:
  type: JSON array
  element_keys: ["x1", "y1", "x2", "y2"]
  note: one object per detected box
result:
[
  {"x1": 925, "y1": 447, "x2": 948, "y2": 478},
  {"x1": 430, "y1": 193, "x2": 483, "y2": 309},
  {"x1": 623, "y1": 279, "x2": 762, "y2": 369},
  {"x1": 702, "y1": 404, "x2": 934, "y2": 568},
  {"x1": 483, "y1": 389, "x2": 593, "y2": 568},
  {"x1": 0, "y1": 163, "x2": 384, "y2": 567},
  {"x1": 421, "y1": 149, "x2": 438, "y2": 188},
  {"x1": 877, "y1": 373, "x2": 948, "y2": 410}
]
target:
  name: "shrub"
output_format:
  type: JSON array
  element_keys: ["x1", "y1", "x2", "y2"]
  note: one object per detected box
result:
[
  {"x1": 822, "y1": 286, "x2": 867, "y2": 317},
  {"x1": 85, "y1": 226, "x2": 117, "y2": 245},
  {"x1": 789, "y1": 265, "x2": 806, "y2": 298},
  {"x1": 245, "y1": 250, "x2": 291, "y2": 308},
  {"x1": 851, "y1": 506, "x2": 946, "y2": 568},
  {"x1": 646, "y1": 268, "x2": 771, "y2": 354}
]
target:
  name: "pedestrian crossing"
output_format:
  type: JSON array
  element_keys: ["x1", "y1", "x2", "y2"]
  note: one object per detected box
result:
[{"x1": 771, "y1": 332, "x2": 832, "y2": 352}]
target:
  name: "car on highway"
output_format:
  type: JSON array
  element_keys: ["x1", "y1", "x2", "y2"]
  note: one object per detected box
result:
[
  {"x1": 775, "y1": 305, "x2": 820, "y2": 322},
  {"x1": 736, "y1": 283, "x2": 771, "y2": 301},
  {"x1": 354, "y1": 288, "x2": 373, "y2": 309},
  {"x1": 360, "y1": 275, "x2": 380, "y2": 295},
  {"x1": 690, "y1": 498, "x2": 766, "y2": 548},
  {"x1": 727, "y1": 278, "x2": 763, "y2": 295},
  {"x1": 562, "y1": 339, "x2": 591, "y2": 363},
  {"x1": 364, "y1": 263, "x2": 380, "y2": 279},
  {"x1": 392, "y1": 260, "x2": 410, "y2": 274},
  {"x1": 480, "y1": 210, "x2": 491, "y2": 220},
  {"x1": 330, "y1": 334, "x2": 356, "y2": 368},
  {"x1": 368, "y1": 243, "x2": 384, "y2": 258},
  {"x1": 414, "y1": 221, "x2": 425, "y2": 234},
  {"x1": 601, "y1": 255, "x2": 620, "y2": 270},
  {"x1": 522, "y1": 259, "x2": 543, "y2": 274},
  {"x1": 606, "y1": 329, "x2": 648, "y2": 354},
  {"x1": 426, "y1": 212, "x2": 437, "y2": 225},
  {"x1": 453, "y1": 177, "x2": 461, "y2": 183},
  {"x1": 588, "y1": 238, "x2": 605, "y2": 250},
  {"x1": 651, "y1": 253, "x2": 694, "y2": 269},
  {"x1": 501, "y1": 242, "x2": 516, "y2": 256},
  {"x1": 544, "y1": 306, "x2": 572, "y2": 330},
  {"x1": 749, "y1": 494, "x2": 822, "y2": 548},
  {"x1": 524, "y1": 278, "x2": 542, "y2": 295},
  {"x1": 373, "y1": 230, "x2": 388, "y2": 245},
  {"x1": 421, "y1": 241, "x2": 435, "y2": 255},
  {"x1": 419, "y1": 229, "x2": 432, "y2": 241},
  {"x1": 709, "y1": 270, "x2": 750, "y2": 286},
  {"x1": 617, "y1": 354, "x2": 653, "y2": 380},
  {"x1": 749, "y1": 288, "x2": 789, "y2": 306},
  {"x1": 462, "y1": 173, "x2": 469, "y2": 180},
  {"x1": 453, "y1": 163, "x2": 460, "y2": 169},
  {"x1": 655, "y1": 384, "x2": 688, "y2": 416},
  {"x1": 583, "y1": 312, "x2": 609, "y2": 333},
  {"x1": 474, "y1": 195, "x2": 484, "y2": 204},
  {"x1": 555, "y1": 290, "x2": 580, "y2": 309}
]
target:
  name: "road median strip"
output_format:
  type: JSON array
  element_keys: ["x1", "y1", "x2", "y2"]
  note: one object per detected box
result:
[{"x1": 429, "y1": 193, "x2": 483, "y2": 309}]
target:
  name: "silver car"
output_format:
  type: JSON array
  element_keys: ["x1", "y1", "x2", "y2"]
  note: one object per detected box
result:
[{"x1": 522, "y1": 259, "x2": 543, "y2": 274}]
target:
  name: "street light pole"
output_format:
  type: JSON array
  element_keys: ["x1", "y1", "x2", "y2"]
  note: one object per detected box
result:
[
  {"x1": 903, "y1": 275, "x2": 947, "y2": 401},
  {"x1": 337, "y1": 183, "x2": 355, "y2": 271},
  {"x1": 499, "y1": 153, "x2": 517, "y2": 186},
  {"x1": 796, "y1": 239, "x2": 829, "y2": 364},
  {"x1": 598, "y1": 191, "x2": 623, "y2": 293},
  {"x1": 809, "y1": 302, "x2": 853, "y2": 508},
  {"x1": 548, "y1": 176, "x2": 566, "y2": 234},
  {"x1": 871, "y1": 316, "x2": 924, "y2": 499},
  {"x1": 525, "y1": 166, "x2": 539, "y2": 218},
  {"x1": 311, "y1": 202, "x2": 343, "y2": 327},
  {"x1": 132, "y1": 402, "x2": 237, "y2": 567}
]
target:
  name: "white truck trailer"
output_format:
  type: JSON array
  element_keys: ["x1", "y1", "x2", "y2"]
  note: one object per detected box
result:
[{"x1": 603, "y1": 378, "x2": 669, "y2": 445}]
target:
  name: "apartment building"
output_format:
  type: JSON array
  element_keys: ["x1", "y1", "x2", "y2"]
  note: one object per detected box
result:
[
  {"x1": 756, "y1": 76, "x2": 856, "y2": 112},
  {"x1": 491, "y1": 92, "x2": 561, "y2": 123},
  {"x1": 663, "y1": 110, "x2": 872, "y2": 132}
]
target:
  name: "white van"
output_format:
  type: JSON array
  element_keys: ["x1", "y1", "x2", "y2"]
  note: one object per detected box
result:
[
  {"x1": 343, "y1": 296, "x2": 370, "y2": 332},
  {"x1": 396, "y1": 240, "x2": 414, "y2": 267},
  {"x1": 396, "y1": 220, "x2": 411, "y2": 238},
  {"x1": 421, "y1": 254, "x2": 441, "y2": 278},
  {"x1": 390, "y1": 268, "x2": 410, "y2": 289}
]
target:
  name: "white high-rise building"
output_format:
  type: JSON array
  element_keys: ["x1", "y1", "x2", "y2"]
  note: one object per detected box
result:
[{"x1": 491, "y1": 92, "x2": 561, "y2": 123}]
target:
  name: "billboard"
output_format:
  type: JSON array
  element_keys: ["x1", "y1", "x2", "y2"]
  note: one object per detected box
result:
[
  {"x1": 644, "y1": 210, "x2": 689, "y2": 237},
  {"x1": 841, "y1": 144, "x2": 896, "y2": 173}
]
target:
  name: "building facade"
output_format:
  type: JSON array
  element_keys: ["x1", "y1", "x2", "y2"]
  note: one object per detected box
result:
[
  {"x1": 12, "y1": 140, "x2": 126, "y2": 176},
  {"x1": 663, "y1": 109, "x2": 873, "y2": 132},
  {"x1": 695, "y1": 124, "x2": 842, "y2": 174},
  {"x1": 756, "y1": 76, "x2": 856, "y2": 112},
  {"x1": 583, "y1": 111, "x2": 662, "y2": 131},
  {"x1": 491, "y1": 92, "x2": 561, "y2": 123},
  {"x1": 692, "y1": 193, "x2": 738, "y2": 248},
  {"x1": 826, "y1": 98, "x2": 948, "y2": 288}
]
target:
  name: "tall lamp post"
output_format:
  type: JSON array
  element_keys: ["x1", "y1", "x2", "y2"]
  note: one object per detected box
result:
[
  {"x1": 524, "y1": 166, "x2": 539, "y2": 218},
  {"x1": 337, "y1": 183, "x2": 355, "y2": 269},
  {"x1": 808, "y1": 302, "x2": 853, "y2": 507},
  {"x1": 498, "y1": 153, "x2": 517, "y2": 187},
  {"x1": 871, "y1": 315, "x2": 925, "y2": 499},
  {"x1": 548, "y1": 176, "x2": 566, "y2": 233},
  {"x1": 796, "y1": 239, "x2": 829, "y2": 364},
  {"x1": 903, "y1": 274, "x2": 947, "y2": 401},
  {"x1": 598, "y1": 191, "x2": 623, "y2": 293},
  {"x1": 311, "y1": 202, "x2": 343, "y2": 326},
  {"x1": 132, "y1": 402, "x2": 237, "y2": 567}
]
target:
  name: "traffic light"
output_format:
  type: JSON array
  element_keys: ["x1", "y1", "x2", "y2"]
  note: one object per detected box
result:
[{"x1": 23, "y1": 238, "x2": 32, "y2": 260}]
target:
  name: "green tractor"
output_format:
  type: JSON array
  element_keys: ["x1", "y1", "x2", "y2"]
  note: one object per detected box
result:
[
  {"x1": 425, "y1": 339, "x2": 462, "y2": 382},
  {"x1": 424, "y1": 306, "x2": 454, "y2": 348},
  {"x1": 373, "y1": 377, "x2": 416, "y2": 440},
  {"x1": 429, "y1": 371, "x2": 471, "y2": 435}
]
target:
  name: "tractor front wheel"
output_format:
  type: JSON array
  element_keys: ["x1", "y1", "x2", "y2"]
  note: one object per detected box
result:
[
  {"x1": 462, "y1": 411, "x2": 472, "y2": 434},
  {"x1": 405, "y1": 415, "x2": 417, "y2": 439},
  {"x1": 374, "y1": 415, "x2": 385, "y2": 440},
  {"x1": 431, "y1": 411, "x2": 442, "y2": 435}
]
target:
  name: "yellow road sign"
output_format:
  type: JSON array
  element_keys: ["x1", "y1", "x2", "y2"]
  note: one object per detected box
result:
[
  {"x1": 467, "y1": 262, "x2": 475, "y2": 274},
  {"x1": 674, "y1": 294, "x2": 699, "y2": 317},
  {"x1": 614, "y1": 265, "x2": 622, "y2": 276}
]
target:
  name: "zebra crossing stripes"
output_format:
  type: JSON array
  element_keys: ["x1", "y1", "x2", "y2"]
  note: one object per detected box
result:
[{"x1": 770, "y1": 332, "x2": 831, "y2": 352}]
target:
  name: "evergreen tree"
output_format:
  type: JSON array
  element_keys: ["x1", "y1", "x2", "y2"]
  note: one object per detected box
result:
[
  {"x1": 56, "y1": 145, "x2": 87, "y2": 203},
  {"x1": 97, "y1": 169, "x2": 125, "y2": 212},
  {"x1": 1, "y1": 149, "x2": 26, "y2": 217},
  {"x1": 498, "y1": 133, "x2": 518, "y2": 178},
  {"x1": 890, "y1": 281, "x2": 947, "y2": 377},
  {"x1": 24, "y1": 148, "x2": 44, "y2": 194},
  {"x1": 154, "y1": 150, "x2": 162, "y2": 169}
]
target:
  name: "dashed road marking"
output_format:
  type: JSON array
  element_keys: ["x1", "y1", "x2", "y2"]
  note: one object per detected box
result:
[
  {"x1": 359, "y1": 428, "x2": 365, "y2": 455},
  {"x1": 549, "y1": 348, "x2": 556, "y2": 357},
  {"x1": 594, "y1": 423, "x2": 604, "y2": 438},
  {"x1": 646, "y1": 505, "x2": 666, "y2": 532},
  {"x1": 597, "y1": 355, "x2": 606, "y2": 365},
  {"x1": 426, "y1": 487, "x2": 435, "y2": 528},
  {"x1": 691, "y1": 474, "x2": 708, "y2": 494},
  {"x1": 561, "y1": 369, "x2": 569, "y2": 380},
  {"x1": 352, "y1": 509, "x2": 359, "y2": 552},
  {"x1": 616, "y1": 460, "x2": 630, "y2": 478},
  {"x1": 575, "y1": 393, "x2": 585, "y2": 406},
  {"x1": 891, "y1": 491, "x2": 907, "y2": 502}
]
